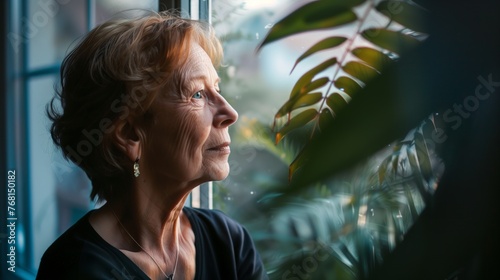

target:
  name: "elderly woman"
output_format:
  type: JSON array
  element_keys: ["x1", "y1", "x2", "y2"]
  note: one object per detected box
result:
[{"x1": 36, "y1": 12, "x2": 267, "y2": 280}]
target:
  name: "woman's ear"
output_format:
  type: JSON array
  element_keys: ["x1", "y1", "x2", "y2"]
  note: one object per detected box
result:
[{"x1": 113, "y1": 119, "x2": 141, "y2": 161}]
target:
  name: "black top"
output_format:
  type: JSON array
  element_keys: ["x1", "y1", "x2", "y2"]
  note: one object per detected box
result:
[{"x1": 36, "y1": 207, "x2": 267, "y2": 280}]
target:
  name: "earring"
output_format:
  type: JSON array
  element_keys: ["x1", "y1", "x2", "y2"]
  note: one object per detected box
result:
[{"x1": 133, "y1": 158, "x2": 140, "y2": 178}]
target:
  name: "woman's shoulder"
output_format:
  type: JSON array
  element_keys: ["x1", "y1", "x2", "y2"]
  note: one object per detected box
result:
[
  {"x1": 183, "y1": 207, "x2": 243, "y2": 234},
  {"x1": 182, "y1": 207, "x2": 255, "y2": 254},
  {"x1": 36, "y1": 210, "x2": 144, "y2": 280},
  {"x1": 36, "y1": 210, "x2": 93, "y2": 278},
  {"x1": 39, "y1": 210, "x2": 95, "y2": 259},
  {"x1": 183, "y1": 207, "x2": 268, "y2": 280},
  {"x1": 183, "y1": 206, "x2": 231, "y2": 221}
]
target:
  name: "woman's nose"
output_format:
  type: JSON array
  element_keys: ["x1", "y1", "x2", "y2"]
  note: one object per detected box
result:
[{"x1": 213, "y1": 93, "x2": 238, "y2": 128}]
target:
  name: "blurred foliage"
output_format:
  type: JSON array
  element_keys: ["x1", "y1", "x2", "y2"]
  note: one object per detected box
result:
[
  {"x1": 250, "y1": 0, "x2": 448, "y2": 279},
  {"x1": 257, "y1": 0, "x2": 428, "y2": 180},
  {"x1": 244, "y1": 116, "x2": 443, "y2": 279},
  {"x1": 210, "y1": 0, "x2": 500, "y2": 279}
]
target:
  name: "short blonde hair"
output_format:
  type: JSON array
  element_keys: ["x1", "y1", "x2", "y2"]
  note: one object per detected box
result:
[{"x1": 48, "y1": 11, "x2": 223, "y2": 201}]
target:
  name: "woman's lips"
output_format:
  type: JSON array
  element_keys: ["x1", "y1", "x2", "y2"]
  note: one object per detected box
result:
[{"x1": 208, "y1": 142, "x2": 231, "y2": 154}]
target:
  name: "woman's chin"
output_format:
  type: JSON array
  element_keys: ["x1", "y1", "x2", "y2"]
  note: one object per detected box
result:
[
  {"x1": 212, "y1": 171, "x2": 230, "y2": 182},
  {"x1": 206, "y1": 166, "x2": 230, "y2": 182}
]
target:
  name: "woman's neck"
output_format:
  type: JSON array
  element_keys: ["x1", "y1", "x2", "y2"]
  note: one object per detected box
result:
[{"x1": 105, "y1": 183, "x2": 190, "y2": 253}]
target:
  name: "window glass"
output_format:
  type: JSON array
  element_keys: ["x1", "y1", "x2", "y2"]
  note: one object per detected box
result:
[
  {"x1": 210, "y1": 0, "x2": 308, "y2": 216},
  {"x1": 95, "y1": 0, "x2": 159, "y2": 25},
  {"x1": 22, "y1": 0, "x2": 159, "y2": 272},
  {"x1": 26, "y1": 0, "x2": 159, "y2": 70},
  {"x1": 27, "y1": 75, "x2": 81, "y2": 271},
  {"x1": 24, "y1": 0, "x2": 89, "y2": 270},
  {"x1": 27, "y1": 0, "x2": 87, "y2": 70}
]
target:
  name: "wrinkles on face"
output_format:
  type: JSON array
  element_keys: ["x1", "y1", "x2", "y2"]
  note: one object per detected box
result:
[
  {"x1": 181, "y1": 46, "x2": 220, "y2": 95},
  {"x1": 143, "y1": 42, "x2": 234, "y2": 187},
  {"x1": 146, "y1": 96, "x2": 209, "y2": 182},
  {"x1": 171, "y1": 107, "x2": 209, "y2": 173}
]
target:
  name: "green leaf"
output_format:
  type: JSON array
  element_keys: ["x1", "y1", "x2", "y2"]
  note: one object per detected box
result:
[
  {"x1": 291, "y1": 92, "x2": 323, "y2": 111},
  {"x1": 404, "y1": 183, "x2": 419, "y2": 219},
  {"x1": 257, "y1": 0, "x2": 366, "y2": 50},
  {"x1": 351, "y1": 47, "x2": 393, "y2": 71},
  {"x1": 291, "y1": 37, "x2": 347, "y2": 73},
  {"x1": 334, "y1": 76, "x2": 363, "y2": 98},
  {"x1": 414, "y1": 132, "x2": 433, "y2": 181},
  {"x1": 303, "y1": 77, "x2": 330, "y2": 94},
  {"x1": 276, "y1": 75, "x2": 331, "y2": 118},
  {"x1": 391, "y1": 151, "x2": 401, "y2": 174},
  {"x1": 275, "y1": 98, "x2": 297, "y2": 119},
  {"x1": 289, "y1": 146, "x2": 310, "y2": 181},
  {"x1": 318, "y1": 108, "x2": 334, "y2": 132},
  {"x1": 290, "y1": 58, "x2": 337, "y2": 100},
  {"x1": 276, "y1": 108, "x2": 318, "y2": 144},
  {"x1": 378, "y1": 156, "x2": 391, "y2": 183},
  {"x1": 326, "y1": 93, "x2": 349, "y2": 116},
  {"x1": 342, "y1": 61, "x2": 379, "y2": 84},
  {"x1": 362, "y1": 28, "x2": 420, "y2": 54},
  {"x1": 376, "y1": 1, "x2": 428, "y2": 33},
  {"x1": 406, "y1": 144, "x2": 432, "y2": 204}
]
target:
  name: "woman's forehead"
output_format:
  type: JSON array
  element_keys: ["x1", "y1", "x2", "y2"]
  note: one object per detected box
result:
[{"x1": 183, "y1": 43, "x2": 219, "y2": 84}]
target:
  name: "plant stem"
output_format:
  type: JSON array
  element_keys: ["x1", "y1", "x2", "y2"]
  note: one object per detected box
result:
[{"x1": 310, "y1": 0, "x2": 376, "y2": 140}]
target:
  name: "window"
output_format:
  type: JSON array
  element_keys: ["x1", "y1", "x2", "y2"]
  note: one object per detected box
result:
[
  {"x1": 209, "y1": 0, "x2": 306, "y2": 222},
  {"x1": 2, "y1": 1, "x2": 303, "y2": 278}
]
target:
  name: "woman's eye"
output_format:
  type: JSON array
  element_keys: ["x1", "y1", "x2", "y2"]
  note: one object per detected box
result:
[{"x1": 192, "y1": 90, "x2": 204, "y2": 99}]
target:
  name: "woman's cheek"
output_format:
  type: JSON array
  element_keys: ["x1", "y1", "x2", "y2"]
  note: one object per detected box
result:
[{"x1": 172, "y1": 109, "x2": 209, "y2": 164}]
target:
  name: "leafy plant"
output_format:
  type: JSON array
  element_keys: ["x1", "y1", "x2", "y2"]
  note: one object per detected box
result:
[
  {"x1": 249, "y1": 117, "x2": 443, "y2": 279},
  {"x1": 248, "y1": 0, "x2": 500, "y2": 279},
  {"x1": 257, "y1": 0, "x2": 428, "y2": 180},
  {"x1": 249, "y1": 0, "x2": 451, "y2": 279}
]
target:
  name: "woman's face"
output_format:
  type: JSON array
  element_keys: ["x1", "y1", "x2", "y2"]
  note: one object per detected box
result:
[{"x1": 144, "y1": 43, "x2": 238, "y2": 187}]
